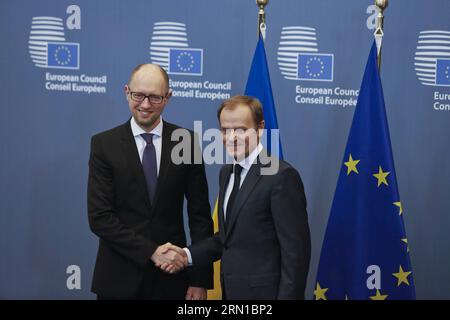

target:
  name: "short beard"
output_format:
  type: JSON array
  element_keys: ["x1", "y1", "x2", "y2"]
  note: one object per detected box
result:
[{"x1": 136, "y1": 113, "x2": 160, "y2": 131}]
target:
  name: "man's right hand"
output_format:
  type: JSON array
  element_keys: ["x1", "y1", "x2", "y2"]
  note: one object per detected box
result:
[{"x1": 150, "y1": 242, "x2": 188, "y2": 274}]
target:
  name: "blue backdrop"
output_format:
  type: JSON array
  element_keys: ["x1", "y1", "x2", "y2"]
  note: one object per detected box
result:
[{"x1": 0, "y1": 0, "x2": 449, "y2": 299}]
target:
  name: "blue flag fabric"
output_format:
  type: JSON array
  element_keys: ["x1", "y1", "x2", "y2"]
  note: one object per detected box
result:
[
  {"x1": 245, "y1": 34, "x2": 283, "y2": 159},
  {"x1": 315, "y1": 42, "x2": 415, "y2": 300}
]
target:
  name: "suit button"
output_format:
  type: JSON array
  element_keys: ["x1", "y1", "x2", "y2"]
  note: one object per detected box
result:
[{"x1": 223, "y1": 245, "x2": 228, "y2": 250}]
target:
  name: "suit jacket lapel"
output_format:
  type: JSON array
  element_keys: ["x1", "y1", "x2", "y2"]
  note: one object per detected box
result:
[
  {"x1": 224, "y1": 162, "x2": 262, "y2": 238},
  {"x1": 120, "y1": 120, "x2": 152, "y2": 213},
  {"x1": 219, "y1": 165, "x2": 232, "y2": 240}
]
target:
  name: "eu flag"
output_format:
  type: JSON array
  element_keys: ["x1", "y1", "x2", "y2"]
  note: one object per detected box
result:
[
  {"x1": 47, "y1": 42, "x2": 79, "y2": 69},
  {"x1": 315, "y1": 42, "x2": 415, "y2": 300},
  {"x1": 436, "y1": 59, "x2": 450, "y2": 86},
  {"x1": 298, "y1": 53, "x2": 333, "y2": 81},
  {"x1": 169, "y1": 48, "x2": 203, "y2": 76},
  {"x1": 245, "y1": 34, "x2": 283, "y2": 159}
]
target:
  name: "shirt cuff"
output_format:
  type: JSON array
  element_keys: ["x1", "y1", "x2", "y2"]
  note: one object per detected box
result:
[{"x1": 183, "y1": 248, "x2": 193, "y2": 266}]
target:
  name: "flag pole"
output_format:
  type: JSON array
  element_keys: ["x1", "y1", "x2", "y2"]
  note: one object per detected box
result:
[
  {"x1": 256, "y1": 0, "x2": 268, "y2": 41},
  {"x1": 374, "y1": 0, "x2": 388, "y2": 70}
]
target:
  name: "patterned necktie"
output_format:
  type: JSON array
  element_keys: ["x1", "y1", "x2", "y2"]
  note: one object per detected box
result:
[
  {"x1": 225, "y1": 164, "x2": 243, "y2": 229},
  {"x1": 141, "y1": 133, "x2": 157, "y2": 204}
]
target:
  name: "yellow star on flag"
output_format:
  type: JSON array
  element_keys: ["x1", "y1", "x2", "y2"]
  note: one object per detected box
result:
[
  {"x1": 373, "y1": 166, "x2": 390, "y2": 187},
  {"x1": 392, "y1": 265, "x2": 412, "y2": 287},
  {"x1": 369, "y1": 289, "x2": 388, "y2": 300},
  {"x1": 344, "y1": 154, "x2": 360, "y2": 175},
  {"x1": 401, "y1": 238, "x2": 410, "y2": 252},
  {"x1": 394, "y1": 201, "x2": 403, "y2": 215},
  {"x1": 314, "y1": 282, "x2": 328, "y2": 300}
]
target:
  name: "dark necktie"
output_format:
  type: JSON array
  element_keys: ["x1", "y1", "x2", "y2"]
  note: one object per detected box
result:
[
  {"x1": 225, "y1": 164, "x2": 243, "y2": 229},
  {"x1": 141, "y1": 133, "x2": 157, "y2": 204}
]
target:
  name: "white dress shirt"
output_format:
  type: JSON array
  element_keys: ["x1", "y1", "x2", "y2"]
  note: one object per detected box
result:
[
  {"x1": 223, "y1": 143, "x2": 263, "y2": 221},
  {"x1": 130, "y1": 116, "x2": 163, "y2": 175}
]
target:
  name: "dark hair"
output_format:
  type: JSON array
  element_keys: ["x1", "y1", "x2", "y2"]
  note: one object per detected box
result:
[
  {"x1": 128, "y1": 63, "x2": 170, "y2": 90},
  {"x1": 217, "y1": 95, "x2": 264, "y2": 126}
]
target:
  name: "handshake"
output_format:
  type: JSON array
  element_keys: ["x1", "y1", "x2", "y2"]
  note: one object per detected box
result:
[{"x1": 150, "y1": 242, "x2": 189, "y2": 274}]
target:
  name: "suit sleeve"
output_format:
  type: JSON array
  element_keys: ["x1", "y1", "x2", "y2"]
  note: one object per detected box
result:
[
  {"x1": 184, "y1": 133, "x2": 214, "y2": 288},
  {"x1": 188, "y1": 232, "x2": 223, "y2": 267},
  {"x1": 271, "y1": 167, "x2": 311, "y2": 300},
  {"x1": 87, "y1": 135, "x2": 158, "y2": 268}
]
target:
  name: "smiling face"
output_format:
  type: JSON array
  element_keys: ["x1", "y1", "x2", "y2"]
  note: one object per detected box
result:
[
  {"x1": 125, "y1": 64, "x2": 171, "y2": 132},
  {"x1": 219, "y1": 103, "x2": 264, "y2": 162}
]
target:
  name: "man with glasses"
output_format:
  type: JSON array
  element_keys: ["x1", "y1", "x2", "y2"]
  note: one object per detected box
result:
[{"x1": 88, "y1": 63, "x2": 213, "y2": 299}]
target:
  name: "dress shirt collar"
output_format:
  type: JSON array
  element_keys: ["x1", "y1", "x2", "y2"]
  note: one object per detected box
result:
[{"x1": 234, "y1": 143, "x2": 263, "y2": 171}]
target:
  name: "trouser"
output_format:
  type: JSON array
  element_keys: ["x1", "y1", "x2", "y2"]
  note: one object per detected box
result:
[{"x1": 98, "y1": 263, "x2": 188, "y2": 300}]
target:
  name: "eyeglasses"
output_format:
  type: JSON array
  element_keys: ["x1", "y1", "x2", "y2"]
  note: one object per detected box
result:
[{"x1": 129, "y1": 91, "x2": 168, "y2": 104}]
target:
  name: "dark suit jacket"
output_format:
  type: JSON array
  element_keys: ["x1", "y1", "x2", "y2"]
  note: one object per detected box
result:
[
  {"x1": 88, "y1": 119, "x2": 213, "y2": 298},
  {"x1": 190, "y1": 153, "x2": 311, "y2": 300}
]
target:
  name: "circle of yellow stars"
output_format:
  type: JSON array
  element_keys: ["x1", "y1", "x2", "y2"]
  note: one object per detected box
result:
[
  {"x1": 176, "y1": 52, "x2": 195, "y2": 72},
  {"x1": 314, "y1": 154, "x2": 414, "y2": 300},
  {"x1": 314, "y1": 264, "x2": 412, "y2": 301},
  {"x1": 343, "y1": 154, "x2": 392, "y2": 188},
  {"x1": 54, "y1": 45, "x2": 72, "y2": 66},
  {"x1": 306, "y1": 56, "x2": 325, "y2": 78}
]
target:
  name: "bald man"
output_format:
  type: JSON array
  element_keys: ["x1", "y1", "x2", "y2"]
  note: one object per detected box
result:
[{"x1": 88, "y1": 64, "x2": 213, "y2": 300}]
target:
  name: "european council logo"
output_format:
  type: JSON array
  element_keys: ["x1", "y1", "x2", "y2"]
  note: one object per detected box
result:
[
  {"x1": 414, "y1": 30, "x2": 450, "y2": 87},
  {"x1": 28, "y1": 16, "x2": 80, "y2": 70},
  {"x1": 298, "y1": 53, "x2": 333, "y2": 81},
  {"x1": 277, "y1": 26, "x2": 333, "y2": 82},
  {"x1": 47, "y1": 42, "x2": 79, "y2": 69},
  {"x1": 149, "y1": 21, "x2": 203, "y2": 76},
  {"x1": 168, "y1": 49, "x2": 203, "y2": 76}
]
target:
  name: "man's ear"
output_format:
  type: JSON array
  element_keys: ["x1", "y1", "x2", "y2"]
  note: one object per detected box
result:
[
  {"x1": 124, "y1": 84, "x2": 129, "y2": 98},
  {"x1": 166, "y1": 88, "x2": 173, "y2": 99},
  {"x1": 258, "y1": 120, "x2": 265, "y2": 137}
]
